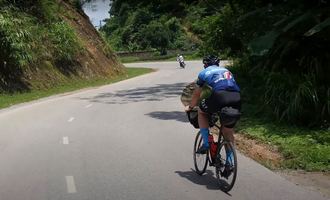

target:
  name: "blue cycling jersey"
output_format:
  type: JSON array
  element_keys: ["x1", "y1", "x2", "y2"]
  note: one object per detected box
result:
[{"x1": 196, "y1": 65, "x2": 240, "y2": 92}]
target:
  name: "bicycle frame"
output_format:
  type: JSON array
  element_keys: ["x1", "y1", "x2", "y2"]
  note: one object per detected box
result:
[{"x1": 208, "y1": 123, "x2": 223, "y2": 165}]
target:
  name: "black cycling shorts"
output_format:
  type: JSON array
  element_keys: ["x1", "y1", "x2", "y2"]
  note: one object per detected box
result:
[{"x1": 199, "y1": 90, "x2": 241, "y2": 119}]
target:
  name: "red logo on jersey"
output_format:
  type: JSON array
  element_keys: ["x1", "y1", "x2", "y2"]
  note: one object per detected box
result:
[{"x1": 224, "y1": 71, "x2": 232, "y2": 80}]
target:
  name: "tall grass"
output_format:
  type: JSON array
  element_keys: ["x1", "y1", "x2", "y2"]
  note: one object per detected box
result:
[
  {"x1": 0, "y1": 8, "x2": 35, "y2": 67},
  {"x1": 233, "y1": 55, "x2": 329, "y2": 128},
  {"x1": 262, "y1": 37, "x2": 330, "y2": 127},
  {"x1": 49, "y1": 21, "x2": 83, "y2": 61},
  {"x1": 0, "y1": 1, "x2": 83, "y2": 63}
]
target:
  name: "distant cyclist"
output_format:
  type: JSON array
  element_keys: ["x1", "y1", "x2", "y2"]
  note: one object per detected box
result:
[{"x1": 185, "y1": 55, "x2": 241, "y2": 155}]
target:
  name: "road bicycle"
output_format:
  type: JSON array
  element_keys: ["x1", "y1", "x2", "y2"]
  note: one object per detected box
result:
[{"x1": 187, "y1": 107, "x2": 240, "y2": 192}]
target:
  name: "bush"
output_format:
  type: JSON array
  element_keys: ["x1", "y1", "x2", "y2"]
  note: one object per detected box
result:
[
  {"x1": 101, "y1": 4, "x2": 195, "y2": 54},
  {"x1": 48, "y1": 21, "x2": 83, "y2": 61},
  {"x1": 142, "y1": 20, "x2": 170, "y2": 55},
  {"x1": 0, "y1": 8, "x2": 35, "y2": 67},
  {"x1": 5, "y1": 0, "x2": 59, "y2": 22}
]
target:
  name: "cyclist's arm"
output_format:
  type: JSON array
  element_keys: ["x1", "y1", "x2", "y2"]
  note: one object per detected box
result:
[
  {"x1": 190, "y1": 87, "x2": 202, "y2": 108},
  {"x1": 186, "y1": 70, "x2": 206, "y2": 110},
  {"x1": 190, "y1": 72, "x2": 205, "y2": 108}
]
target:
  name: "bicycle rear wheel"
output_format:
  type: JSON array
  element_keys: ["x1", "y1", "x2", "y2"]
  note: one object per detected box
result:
[
  {"x1": 214, "y1": 141, "x2": 237, "y2": 192},
  {"x1": 193, "y1": 131, "x2": 208, "y2": 175}
]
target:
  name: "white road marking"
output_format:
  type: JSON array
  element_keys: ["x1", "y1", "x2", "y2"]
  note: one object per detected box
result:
[
  {"x1": 63, "y1": 137, "x2": 69, "y2": 144},
  {"x1": 65, "y1": 176, "x2": 77, "y2": 193},
  {"x1": 68, "y1": 117, "x2": 75, "y2": 122},
  {"x1": 85, "y1": 104, "x2": 93, "y2": 108}
]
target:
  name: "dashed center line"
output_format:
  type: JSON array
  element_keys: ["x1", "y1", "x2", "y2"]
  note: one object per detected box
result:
[
  {"x1": 65, "y1": 176, "x2": 77, "y2": 193},
  {"x1": 63, "y1": 137, "x2": 69, "y2": 144},
  {"x1": 85, "y1": 104, "x2": 93, "y2": 108},
  {"x1": 68, "y1": 117, "x2": 75, "y2": 122}
]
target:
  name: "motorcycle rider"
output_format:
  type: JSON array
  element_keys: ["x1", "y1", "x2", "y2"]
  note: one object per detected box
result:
[{"x1": 176, "y1": 54, "x2": 185, "y2": 68}]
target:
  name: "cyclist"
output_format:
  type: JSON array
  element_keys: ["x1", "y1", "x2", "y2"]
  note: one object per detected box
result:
[{"x1": 185, "y1": 55, "x2": 241, "y2": 156}]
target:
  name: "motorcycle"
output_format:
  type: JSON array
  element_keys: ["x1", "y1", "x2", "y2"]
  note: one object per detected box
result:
[
  {"x1": 177, "y1": 55, "x2": 186, "y2": 69},
  {"x1": 179, "y1": 61, "x2": 186, "y2": 68}
]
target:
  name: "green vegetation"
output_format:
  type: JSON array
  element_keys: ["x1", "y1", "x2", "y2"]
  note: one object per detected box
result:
[
  {"x1": 101, "y1": 1, "x2": 196, "y2": 54},
  {"x1": 104, "y1": 0, "x2": 329, "y2": 128},
  {"x1": 208, "y1": 3, "x2": 330, "y2": 128},
  {"x1": 0, "y1": 0, "x2": 122, "y2": 94},
  {"x1": 48, "y1": 21, "x2": 83, "y2": 61},
  {"x1": 0, "y1": 1, "x2": 82, "y2": 66},
  {"x1": 0, "y1": 0, "x2": 84, "y2": 92},
  {"x1": 0, "y1": 67, "x2": 152, "y2": 109},
  {"x1": 237, "y1": 103, "x2": 330, "y2": 171}
]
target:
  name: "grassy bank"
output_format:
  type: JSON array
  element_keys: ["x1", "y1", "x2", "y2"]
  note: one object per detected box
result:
[
  {"x1": 236, "y1": 103, "x2": 330, "y2": 172},
  {"x1": 0, "y1": 67, "x2": 153, "y2": 109},
  {"x1": 230, "y1": 57, "x2": 330, "y2": 172}
]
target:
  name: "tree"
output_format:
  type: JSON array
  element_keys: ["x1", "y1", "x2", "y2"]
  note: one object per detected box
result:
[{"x1": 143, "y1": 21, "x2": 170, "y2": 55}]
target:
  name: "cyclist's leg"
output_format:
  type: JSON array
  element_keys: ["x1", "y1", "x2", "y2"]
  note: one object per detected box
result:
[
  {"x1": 217, "y1": 90, "x2": 241, "y2": 143},
  {"x1": 221, "y1": 126, "x2": 235, "y2": 143},
  {"x1": 196, "y1": 97, "x2": 213, "y2": 153},
  {"x1": 214, "y1": 90, "x2": 241, "y2": 165},
  {"x1": 222, "y1": 126, "x2": 235, "y2": 166},
  {"x1": 197, "y1": 108, "x2": 210, "y2": 152},
  {"x1": 198, "y1": 108, "x2": 209, "y2": 128}
]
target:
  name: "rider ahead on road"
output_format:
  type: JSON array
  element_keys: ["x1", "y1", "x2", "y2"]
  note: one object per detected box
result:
[
  {"x1": 185, "y1": 55, "x2": 241, "y2": 154},
  {"x1": 177, "y1": 54, "x2": 184, "y2": 63}
]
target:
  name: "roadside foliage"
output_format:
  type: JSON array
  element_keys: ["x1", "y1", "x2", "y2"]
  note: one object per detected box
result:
[{"x1": 103, "y1": 0, "x2": 330, "y2": 171}]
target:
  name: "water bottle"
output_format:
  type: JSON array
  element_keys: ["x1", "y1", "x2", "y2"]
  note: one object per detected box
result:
[{"x1": 208, "y1": 135, "x2": 217, "y2": 160}]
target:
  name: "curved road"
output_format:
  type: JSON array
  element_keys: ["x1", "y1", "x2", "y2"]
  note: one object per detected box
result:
[{"x1": 0, "y1": 61, "x2": 328, "y2": 200}]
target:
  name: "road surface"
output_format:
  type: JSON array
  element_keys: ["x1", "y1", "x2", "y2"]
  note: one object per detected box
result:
[{"x1": 0, "y1": 61, "x2": 328, "y2": 200}]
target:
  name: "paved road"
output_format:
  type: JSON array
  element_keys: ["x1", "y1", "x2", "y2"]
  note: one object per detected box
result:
[{"x1": 0, "y1": 61, "x2": 328, "y2": 200}]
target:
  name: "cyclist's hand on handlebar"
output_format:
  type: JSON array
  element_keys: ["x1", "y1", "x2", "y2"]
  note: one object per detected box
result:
[{"x1": 185, "y1": 105, "x2": 193, "y2": 112}]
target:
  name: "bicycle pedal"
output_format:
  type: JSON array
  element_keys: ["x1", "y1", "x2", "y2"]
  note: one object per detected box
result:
[{"x1": 214, "y1": 159, "x2": 224, "y2": 168}]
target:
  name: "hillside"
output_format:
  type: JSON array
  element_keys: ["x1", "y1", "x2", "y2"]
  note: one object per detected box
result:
[{"x1": 0, "y1": 0, "x2": 124, "y2": 93}]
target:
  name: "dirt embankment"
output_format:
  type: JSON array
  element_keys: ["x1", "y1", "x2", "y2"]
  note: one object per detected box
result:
[{"x1": 60, "y1": 0, "x2": 124, "y2": 76}]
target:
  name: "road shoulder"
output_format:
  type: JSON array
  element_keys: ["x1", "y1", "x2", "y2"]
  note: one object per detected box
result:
[{"x1": 235, "y1": 133, "x2": 330, "y2": 199}]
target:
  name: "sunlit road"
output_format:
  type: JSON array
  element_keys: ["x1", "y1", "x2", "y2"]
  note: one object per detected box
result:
[{"x1": 0, "y1": 61, "x2": 327, "y2": 200}]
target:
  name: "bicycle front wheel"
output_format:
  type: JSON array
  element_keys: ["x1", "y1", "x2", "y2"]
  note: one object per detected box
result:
[
  {"x1": 215, "y1": 141, "x2": 237, "y2": 192},
  {"x1": 193, "y1": 131, "x2": 208, "y2": 175}
]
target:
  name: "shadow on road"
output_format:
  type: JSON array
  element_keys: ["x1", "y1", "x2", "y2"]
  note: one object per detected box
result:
[
  {"x1": 145, "y1": 111, "x2": 188, "y2": 123},
  {"x1": 79, "y1": 82, "x2": 187, "y2": 104},
  {"x1": 175, "y1": 169, "x2": 232, "y2": 195}
]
